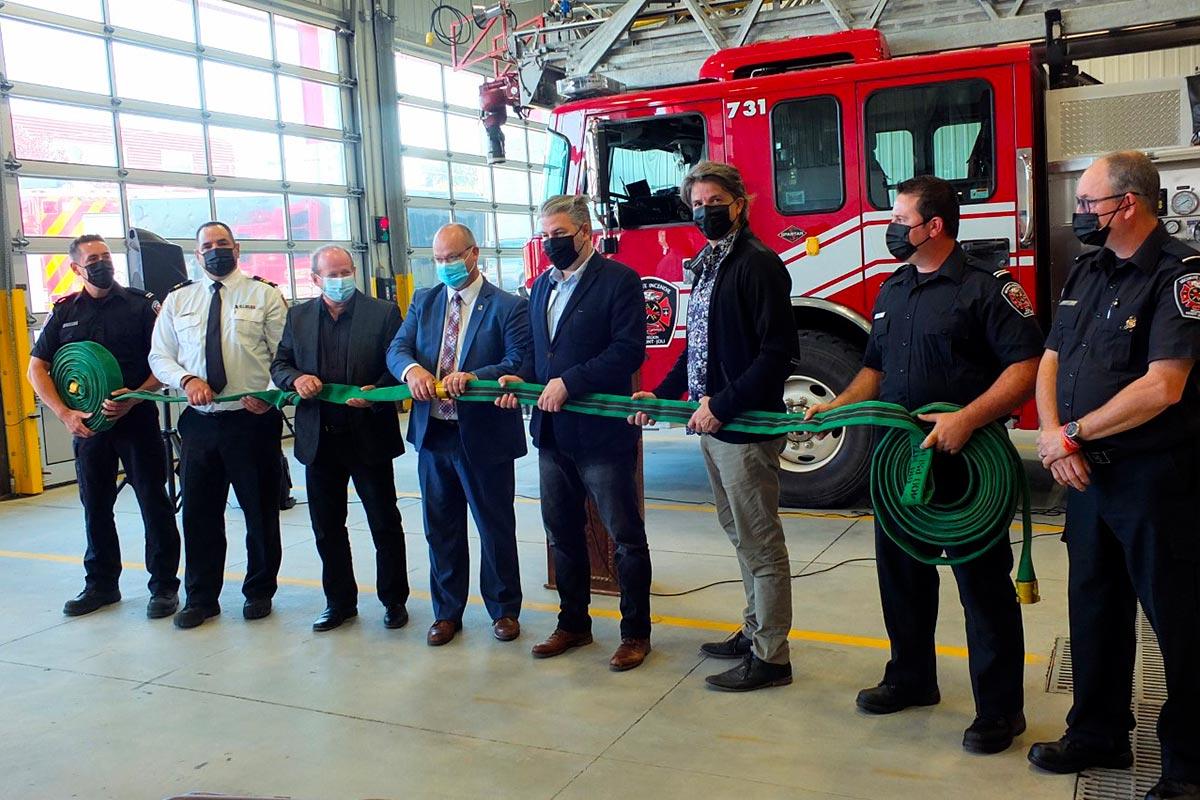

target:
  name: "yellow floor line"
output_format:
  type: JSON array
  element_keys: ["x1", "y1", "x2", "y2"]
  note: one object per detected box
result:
[{"x1": 0, "y1": 548, "x2": 1041, "y2": 664}]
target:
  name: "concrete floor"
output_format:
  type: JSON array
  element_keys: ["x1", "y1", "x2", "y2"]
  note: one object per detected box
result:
[{"x1": 0, "y1": 425, "x2": 1082, "y2": 800}]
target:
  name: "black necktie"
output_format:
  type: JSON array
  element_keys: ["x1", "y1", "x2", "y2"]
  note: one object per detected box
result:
[{"x1": 206, "y1": 282, "x2": 227, "y2": 394}]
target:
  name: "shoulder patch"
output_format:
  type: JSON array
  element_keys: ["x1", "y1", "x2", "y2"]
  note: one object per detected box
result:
[
  {"x1": 168, "y1": 279, "x2": 194, "y2": 293},
  {"x1": 1001, "y1": 281, "x2": 1035, "y2": 318},
  {"x1": 1174, "y1": 273, "x2": 1200, "y2": 320}
]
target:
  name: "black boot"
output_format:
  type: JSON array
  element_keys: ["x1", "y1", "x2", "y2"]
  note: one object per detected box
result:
[
  {"x1": 855, "y1": 682, "x2": 941, "y2": 714},
  {"x1": 63, "y1": 588, "x2": 121, "y2": 616},
  {"x1": 963, "y1": 713, "x2": 1026, "y2": 754},
  {"x1": 1027, "y1": 736, "x2": 1133, "y2": 774},
  {"x1": 1144, "y1": 779, "x2": 1200, "y2": 800}
]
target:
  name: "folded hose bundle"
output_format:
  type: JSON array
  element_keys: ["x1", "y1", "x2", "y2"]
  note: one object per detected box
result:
[{"x1": 50, "y1": 342, "x2": 1038, "y2": 602}]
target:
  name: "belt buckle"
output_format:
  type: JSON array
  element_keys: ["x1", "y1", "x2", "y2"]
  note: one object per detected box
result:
[{"x1": 1087, "y1": 450, "x2": 1112, "y2": 465}]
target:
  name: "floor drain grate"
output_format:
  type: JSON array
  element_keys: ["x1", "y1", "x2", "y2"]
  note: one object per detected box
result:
[
  {"x1": 1047, "y1": 636, "x2": 1073, "y2": 694},
  {"x1": 1070, "y1": 608, "x2": 1165, "y2": 800}
]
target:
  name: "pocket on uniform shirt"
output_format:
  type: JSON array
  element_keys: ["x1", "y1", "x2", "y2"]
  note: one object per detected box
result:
[
  {"x1": 174, "y1": 314, "x2": 202, "y2": 337},
  {"x1": 1097, "y1": 327, "x2": 1135, "y2": 370},
  {"x1": 232, "y1": 307, "x2": 265, "y2": 340}
]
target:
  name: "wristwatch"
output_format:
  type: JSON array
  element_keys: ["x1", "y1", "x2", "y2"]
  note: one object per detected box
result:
[{"x1": 1063, "y1": 420, "x2": 1083, "y2": 445}]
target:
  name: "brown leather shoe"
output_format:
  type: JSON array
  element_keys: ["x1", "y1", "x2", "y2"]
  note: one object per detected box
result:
[
  {"x1": 492, "y1": 617, "x2": 520, "y2": 641},
  {"x1": 531, "y1": 628, "x2": 593, "y2": 658},
  {"x1": 609, "y1": 638, "x2": 651, "y2": 671},
  {"x1": 427, "y1": 619, "x2": 462, "y2": 647}
]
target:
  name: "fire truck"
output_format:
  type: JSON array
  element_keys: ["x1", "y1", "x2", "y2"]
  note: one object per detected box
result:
[{"x1": 449, "y1": 3, "x2": 1200, "y2": 507}]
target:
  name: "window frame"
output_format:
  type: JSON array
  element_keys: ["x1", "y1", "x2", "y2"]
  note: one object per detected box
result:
[{"x1": 768, "y1": 94, "x2": 846, "y2": 216}]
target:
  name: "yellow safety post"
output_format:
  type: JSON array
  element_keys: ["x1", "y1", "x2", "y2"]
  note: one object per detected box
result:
[{"x1": 0, "y1": 288, "x2": 43, "y2": 495}]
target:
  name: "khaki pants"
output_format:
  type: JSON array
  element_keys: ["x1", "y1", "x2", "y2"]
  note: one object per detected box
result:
[{"x1": 700, "y1": 435, "x2": 792, "y2": 664}]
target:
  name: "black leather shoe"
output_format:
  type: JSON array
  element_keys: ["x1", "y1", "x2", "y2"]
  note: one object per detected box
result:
[
  {"x1": 312, "y1": 606, "x2": 357, "y2": 632},
  {"x1": 855, "y1": 683, "x2": 941, "y2": 715},
  {"x1": 383, "y1": 604, "x2": 409, "y2": 629},
  {"x1": 146, "y1": 592, "x2": 179, "y2": 619},
  {"x1": 963, "y1": 713, "x2": 1026, "y2": 754},
  {"x1": 705, "y1": 655, "x2": 792, "y2": 692},
  {"x1": 243, "y1": 598, "x2": 272, "y2": 620},
  {"x1": 700, "y1": 630, "x2": 752, "y2": 659},
  {"x1": 63, "y1": 588, "x2": 121, "y2": 616},
  {"x1": 1027, "y1": 736, "x2": 1133, "y2": 774},
  {"x1": 174, "y1": 603, "x2": 220, "y2": 629},
  {"x1": 1145, "y1": 778, "x2": 1200, "y2": 800}
]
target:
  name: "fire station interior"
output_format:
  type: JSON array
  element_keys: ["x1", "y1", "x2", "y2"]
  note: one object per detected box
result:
[{"x1": 1, "y1": 2, "x2": 1199, "y2": 799}]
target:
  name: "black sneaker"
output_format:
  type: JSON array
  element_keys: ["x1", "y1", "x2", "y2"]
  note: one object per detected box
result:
[
  {"x1": 963, "y1": 713, "x2": 1026, "y2": 754},
  {"x1": 1145, "y1": 778, "x2": 1200, "y2": 800},
  {"x1": 855, "y1": 683, "x2": 941, "y2": 715},
  {"x1": 63, "y1": 588, "x2": 121, "y2": 616},
  {"x1": 705, "y1": 655, "x2": 792, "y2": 692},
  {"x1": 700, "y1": 630, "x2": 752, "y2": 659},
  {"x1": 1027, "y1": 736, "x2": 1133, "y2": 774},
  {"x1": 146, "y1": 592, "x2": 179, "y2": 619},
  {"x1": 243, "y1": 597, "x2": 272, "y2": 620},
  {"x1": 174, "y1": 603, "x2": 221, "y2": 629}
]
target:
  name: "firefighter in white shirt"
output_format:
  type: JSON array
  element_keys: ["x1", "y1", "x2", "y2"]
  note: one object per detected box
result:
[{"x1": 149, "y1": 221, "x2": 288, "y2": 630}]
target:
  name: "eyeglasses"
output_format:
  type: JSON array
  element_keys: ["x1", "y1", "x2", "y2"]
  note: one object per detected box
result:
[
  {"x1": 433, "y1": 247, "x2": 473, "y2": 266},
  {"x1": 1074, "y1": 192, "x2": 1142, "y2": 213}
]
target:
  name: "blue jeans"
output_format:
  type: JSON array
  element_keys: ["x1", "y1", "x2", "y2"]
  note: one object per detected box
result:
[{"x1": 538, "y1": 447, "x2": 652, "y2": 639}]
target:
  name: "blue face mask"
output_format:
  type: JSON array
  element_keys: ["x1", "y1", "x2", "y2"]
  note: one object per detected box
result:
[
  {"x1": 321, "y1": 274, "x2": 356, "y2": 303},
  {"x1": 436, "y1": 259, "x2": 470, "y2": 288}
]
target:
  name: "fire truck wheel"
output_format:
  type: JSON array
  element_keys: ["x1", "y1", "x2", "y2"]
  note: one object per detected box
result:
[{"x1": 778, "y1": 331, "x2": 872, "y2": 509}]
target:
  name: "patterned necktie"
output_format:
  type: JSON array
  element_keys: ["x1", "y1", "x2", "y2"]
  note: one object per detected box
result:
[
  {"x1": 436, "y1": 292, "x2": 462, "y2": 418},
  {"x1": 205, "y1": 282, "x2": 227, "y2": 394}
]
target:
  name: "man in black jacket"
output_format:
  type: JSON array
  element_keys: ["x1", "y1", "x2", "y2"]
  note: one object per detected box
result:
[
  {"x1": 271, "y1": 246, "x2": 409, "y2": 632},
  {"x1": 631, "y1": 161, "x2": 799, "y2": 691}
]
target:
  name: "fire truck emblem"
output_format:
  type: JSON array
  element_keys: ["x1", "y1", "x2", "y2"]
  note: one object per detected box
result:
[
  {"x1": 643, "y1": 277, "x2": 677, "y2": 348},
  {"x1": 1002, "y1": 281, "x2": 1034, "y2": 318},
  {"x1": 778, "y1": 225, "x2": 807, "y2": 244},
  {"x1": 1174, "y1": 273, "x2": 1200, "y2": 319}
]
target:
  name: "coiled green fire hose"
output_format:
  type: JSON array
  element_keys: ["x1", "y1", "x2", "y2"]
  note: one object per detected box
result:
[{"x1": 50, "y1": 340, "x2": 1039, "y2": 603}]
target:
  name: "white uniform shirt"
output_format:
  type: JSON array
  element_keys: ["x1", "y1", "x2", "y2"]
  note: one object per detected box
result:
[
  {"x1": 149, "y1": 268, "x2": 288, "y2": 414},
  {"x1": 399, "y1": 273, "x2": 485, "y2": 420}
]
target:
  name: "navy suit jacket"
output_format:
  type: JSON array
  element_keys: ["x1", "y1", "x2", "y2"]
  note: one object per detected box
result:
[
  {"x1": 387, "y1": 279, "x2": 530, "y2": 464},
  {"x1": 523, "y1": 252, "x2": 645, "y2": 457},
  {"x1": 270, "y1": 292, "x2": 404, "y2": 466}
]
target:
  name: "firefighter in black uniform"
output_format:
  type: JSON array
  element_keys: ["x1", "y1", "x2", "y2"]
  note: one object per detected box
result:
[
  {"x1": 27, "y1": 234, "x2": 181, "y2": 619},
  {"x1": 807, "y1": 175, "x2": 1043, "y2": 754},
  {"x1": 1028, "y1": 151, "x2": 1200, "y2": 800}
]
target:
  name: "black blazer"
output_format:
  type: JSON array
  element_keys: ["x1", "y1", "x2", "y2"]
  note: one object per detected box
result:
[
  {"x1": 523, "y1": 251, "x2": 645, "y2": 457},
  {"x1": 654, "y1": 227, "x2": 798, "y2": 444},
  {"x1": 271, "y1": 292, "x2": 405, "y2": 465}
]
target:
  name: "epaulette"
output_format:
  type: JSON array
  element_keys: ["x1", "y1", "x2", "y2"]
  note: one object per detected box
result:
[
  {"x1": 53, "y1": 291, "x2": 80, "y2": 305},
  {"x1": 168, "y1": 279, "x2": 194, "y2": 293},
  {"x1": 992, "y1": 268, "x2": 1012, "y2": 280},
  {"x1": 138, "y1": 289, "x2": 163, "y2": 313},
  {"x1": 252, "y1": 275, "x2": 280, "y2": 288},
  {"x1": 1162, "y1": 238, "x2": 1200, "y2": 264}
]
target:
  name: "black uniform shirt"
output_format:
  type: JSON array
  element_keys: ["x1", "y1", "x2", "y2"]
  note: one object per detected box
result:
[
  {"x1": 864, "y1": 244, "x2": 1044, "y2": 409},
  {"x1": 317, "y1": 292, "x2": 355, "y2": 429},
  {"x1": 31, "y1": 284, "x2": 159, "y2": 389},
  {"x1": 1045, "y1": 224, "x2": 1200, "y2": 453}
]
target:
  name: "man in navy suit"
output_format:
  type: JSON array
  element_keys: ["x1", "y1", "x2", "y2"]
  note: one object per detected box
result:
[
  {"x1": 388, "y1": 223, "x2": 531, "y2": 647},
  {"x1": 271, "y1": 246, "x2": 409, "y2": 632},
  {"x1": 497, "y1": 194, "x2": 652, "y2": 672}
]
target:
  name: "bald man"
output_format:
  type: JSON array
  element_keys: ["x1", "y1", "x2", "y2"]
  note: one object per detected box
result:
[
  {"x1": 387, "y1": 223, "x2": 531, "y2": 647},
  {"x1": 271, "y1": 246, "x2": 409, "y2": 632}
]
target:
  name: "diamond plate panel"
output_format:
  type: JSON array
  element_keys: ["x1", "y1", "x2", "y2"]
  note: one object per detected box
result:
[{"x1": 1059, "y1": 91, "x2": 1181, "y2": 159}]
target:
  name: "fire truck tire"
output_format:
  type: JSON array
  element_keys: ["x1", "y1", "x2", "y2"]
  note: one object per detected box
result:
[{"x1": 778, "y1": 331, "x2": 872, "y2": 509}]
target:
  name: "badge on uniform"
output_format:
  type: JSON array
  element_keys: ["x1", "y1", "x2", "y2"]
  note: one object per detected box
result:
[
  {"x1": 1002, "y1": 282, "x2": 1034, "y2": 317},
  {"x1": 1174, "y1": 273, "x2": 1200, "y2": 320},
  {"x1": 1122, "y1": 315, "x2": 1137, "y2": 331}
]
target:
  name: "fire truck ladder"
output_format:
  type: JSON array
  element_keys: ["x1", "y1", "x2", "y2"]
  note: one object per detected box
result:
[{"x1": 476, "y1": 0, "x2": 1200, "y2": 106}]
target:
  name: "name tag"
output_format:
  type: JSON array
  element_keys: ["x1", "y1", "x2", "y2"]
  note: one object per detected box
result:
[
  {"x1": 1058, "y1": 299, "x2": 1078, "y2": 307},
  {"x1": 873, "y1": 312, "x2": 886, "y2": 320},
  {"x1": 61, "y1": 320, "x2": 79, "y2": 328}
]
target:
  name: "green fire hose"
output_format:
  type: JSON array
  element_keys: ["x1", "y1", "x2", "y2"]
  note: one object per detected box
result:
[{"x1": 50, "y1": 340, "x2": 1039, "y2": 603}]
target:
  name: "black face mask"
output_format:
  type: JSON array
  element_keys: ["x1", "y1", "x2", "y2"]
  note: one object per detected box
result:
[
  {"x1": 1072, "y1": 200, "x2": 1132, "y2": 247},
  {"x1": 885, "y1": 221, "x2": 931, "y2": 262},
  {"x1": 543, "y1": 229, "x2": 581, "y2": 271},
  {"x1": 84, "y1": 259, "x2": 115, "y2": 289},
  {"x1": 203, "y1": 247, "x2": 237, "y2": 277},
  {"x1": 693, "y1": 204, "x2": 736, "y2": 240}
]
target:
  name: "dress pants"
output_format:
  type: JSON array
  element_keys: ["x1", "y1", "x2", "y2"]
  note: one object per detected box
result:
[
  {"x1": 73, "y1": 400, "x2": 180, "y2": 595},
  {"x1": 177, "y1": 407, "x2": 283, "y2": 606},
  {"x1": 1063, "y1": 442, "x2": 1200, "y2": 783},
  {"x1": 539, "y1": 446, "x2": 651, "y2": 640},
  {"x1": 874, "y1": 452, "x2": 1025, "y2": 718},
  {"x1": 306, "y1": 430, "x2": 409, "y2": 610},
  {"x1": 417, "y1": 417, "x2": 521, "y2": 623}
]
